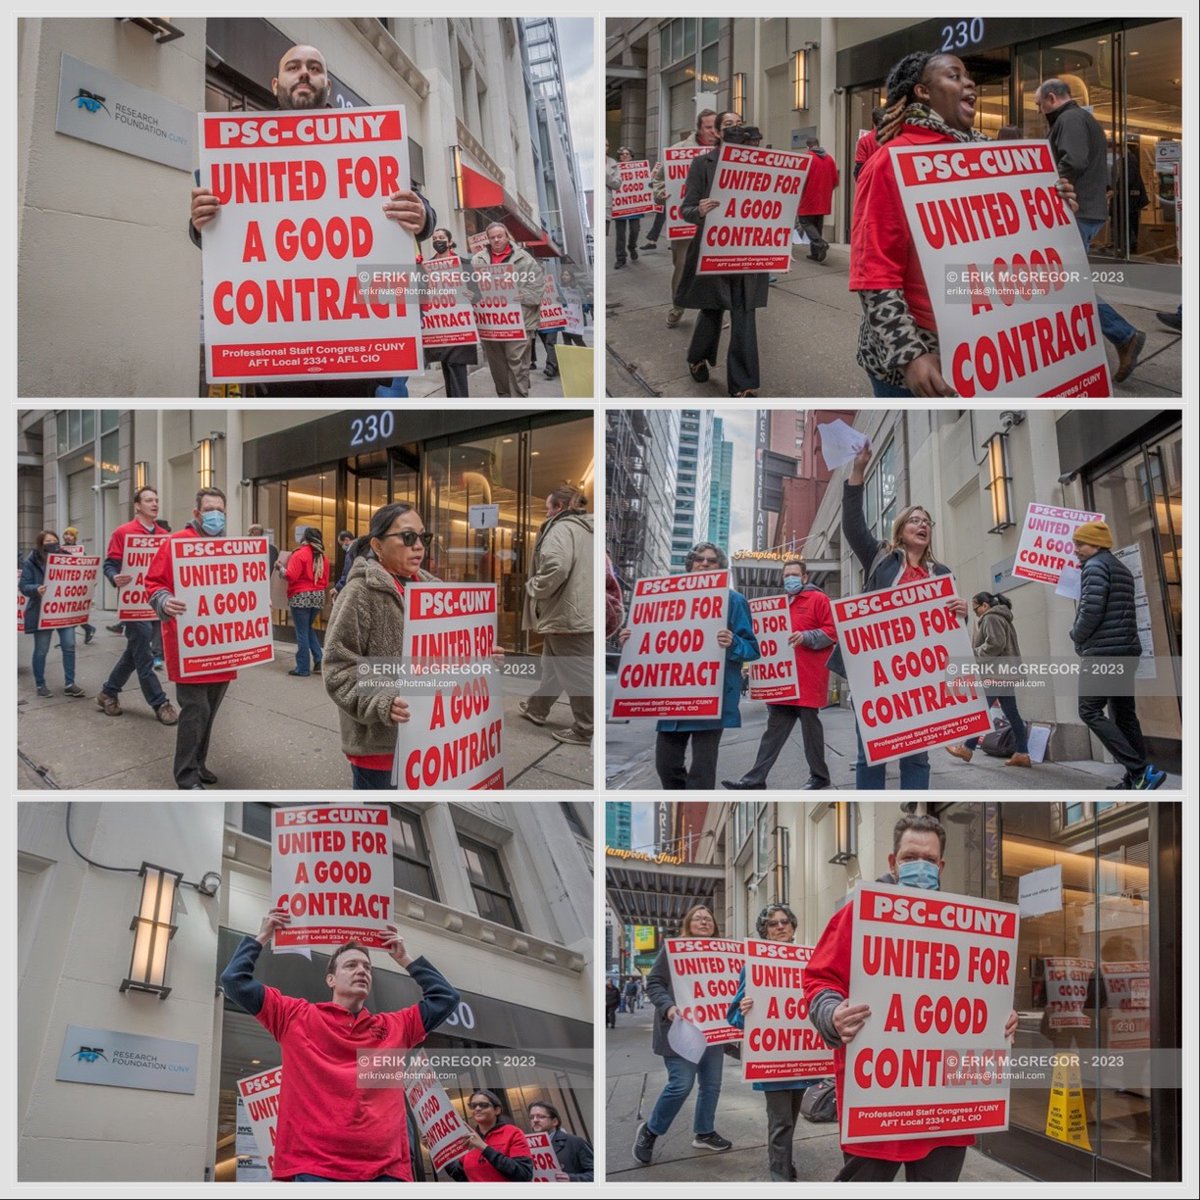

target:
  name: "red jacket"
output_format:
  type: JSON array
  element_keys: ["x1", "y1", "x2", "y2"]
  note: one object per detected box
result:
[
  {"x1": 455, "y1": 1121, "x2": 533, "y2": 1181},
  {"x1": 849, "y1": 124, "x2": 954, "y2": 331},
  {"x1": 854, "y1": 128, "x2": 880, "y2": 171},
  {"x1": 802, "y1": 901, "x2": 975, "y2": 1162},
  {"x1": 104, "y1": 517, "x2": 168, "y2": 580},
  {"x1": 284, "y1": 543, "x2": 329, "y2": 600},
  {"x1": 799, "y1": 148, "x2": 839, "y2": 217},
  {"x1": 773, "y1": 584, "x2": 835, "y2": 709},
  {"x1": 145, "y1": 527, "x2": 237, "y2": 684}
]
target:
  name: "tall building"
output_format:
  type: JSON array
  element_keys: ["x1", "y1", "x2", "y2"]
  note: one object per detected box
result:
[
  {"x1": 707, "y1": 416, "x2": 733, "y2": 551},
  {"x1": 670, "y1": 409, "x2": 714, "y2": 572},
  {"x1": 605, "y1": 801, "x2": 632, "y2": 849}
]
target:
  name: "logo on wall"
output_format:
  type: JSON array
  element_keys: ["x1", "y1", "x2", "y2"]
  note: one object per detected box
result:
[
  {"x1": 72, "y1": 1046, "x2": 108, "y2": 1063},
  {"x1": 72, "y1": 88, "x2": 110, "y2": 116}
]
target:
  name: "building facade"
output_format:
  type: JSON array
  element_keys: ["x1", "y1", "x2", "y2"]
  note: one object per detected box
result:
[
  {"x1": 670, "y1": 409, "x2": 713, "y2": 572},
  {"x1": 707, "y1": 417, "x2": 733, "y2": 550}
]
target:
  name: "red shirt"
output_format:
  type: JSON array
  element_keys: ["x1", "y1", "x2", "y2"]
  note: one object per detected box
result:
[
  {"x1": 105, "y1": 517, "x2": 168, "y2": 571},
  {"x1": 256, "y1": 986, "x2": 426, "y2": 1181},
  {"x1": 802, "y1": 903, "x2": 975, "y2": 1162},
  {"x1": 897, "y1": 562, "x2": 930, "y2": 585},
  {"x1": 799, "y1": 149, "x2": 840, "y2": 217},
  {"x1": 284, "y1": 543, "x2": 330, "y2": 599},
  {"x1": 850, "y1": 124, "x2": 957, "y2": 331},
  {"x1": 854, "y1": 128, "x2": 880, "y2": 169},
  {"x1": 455, "y1": 1122, "x2": 532, "y2": 1181}
]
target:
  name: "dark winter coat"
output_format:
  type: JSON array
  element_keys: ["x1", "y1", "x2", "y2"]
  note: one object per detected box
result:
[
  {"x1": 1045, "y1": 100, "x2": 1110, "y2": 223},
  {"x1": 19, "y1": 549, "x2": 49, "y2": 633},
  {"x1": 1071, "y1": 548, "x2": 1142, "y2": 657}
]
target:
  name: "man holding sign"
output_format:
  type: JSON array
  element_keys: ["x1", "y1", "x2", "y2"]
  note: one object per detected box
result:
[
  {"x1": 220, "y1": 906, "x2": 459, "y2": 1182},
  {"x1": 529, "y1": 1101, "x2": 594, "y2": 1181}
]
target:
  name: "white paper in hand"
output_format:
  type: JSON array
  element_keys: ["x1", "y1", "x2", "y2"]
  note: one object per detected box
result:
[
  {"x1": 1055, "y1": 564, "x2": 1082, "y2": 601},
  {"x1": 667, "y1": 1015, "x2": 709, "y2": 1063},
  {"x1": 818, "y1": 419, "x2": 869, "y2": 471}
]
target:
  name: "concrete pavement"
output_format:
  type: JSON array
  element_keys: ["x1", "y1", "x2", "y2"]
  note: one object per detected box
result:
[
  {"x1": 605, "y1": 695, "x2": 1181, "y2": 792},
  {"x1": 17, "y1": 617, "x2": 592, "y2": 791},
  {"x1": 604, "y1": 230, "x2": 1182, "y2": 398}
]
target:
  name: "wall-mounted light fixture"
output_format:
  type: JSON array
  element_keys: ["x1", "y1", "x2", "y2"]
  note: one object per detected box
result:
[
  {"x1": 197, "y1": 432, "x2": 225, "y2": 490},
  {"x1": 120, "y1": 863, "x2": 182, "y2": 999},
  {"x1": 133, "y1": 461, "x2": 150, "y2": 493},
  {"x1": 733, "y1": 73, "x2": 747, "y2": 119},
  {"x1": 829, "y1": 801, "x2": 858, "y2": 865},
  {"x1": 120, "y1": 17, "x2": 185, "y2": 44},
  {"x1": 791, "y1": 50, "x2": 810, "y2": 111},
  {"x1": 984, "y1": 430, "x2": 1014, "y2": 532},
  {"x1": 772, "y1": 825, "x2": 790, "y2": 905}
]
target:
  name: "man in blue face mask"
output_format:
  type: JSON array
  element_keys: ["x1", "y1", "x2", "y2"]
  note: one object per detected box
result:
[
  {"x1": 802, "y1": 813, "x2": 1018, "y2": 1182},
  {"x1": 145, "y1": 487, "x2": 241, "y2": 788}
]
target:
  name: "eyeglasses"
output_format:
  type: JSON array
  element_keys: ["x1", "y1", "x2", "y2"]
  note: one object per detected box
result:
[
  {"x1": 467, "y1": 1101, "x2": 497, "y2": 1110},
  {"x1": 693, "y1": 556, "x2": 720, "y2": 566},
  {"x1": 379, "y1": 531, "x2": 433, "y2": 548},
  {"x1": 905, "y1": 516, "x2": 934, "y2": 529},
  {"x1": 765, "y1": 918, "x2": 793, "y2": 928}
]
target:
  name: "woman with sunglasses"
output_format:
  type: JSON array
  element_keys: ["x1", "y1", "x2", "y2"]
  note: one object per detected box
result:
[
  {"x1": 442, "y1": 1091, "x2": 533, "y2": 1182},
  {"x1": 323, "y1": 502, "x2": 437, "y2": 790}
]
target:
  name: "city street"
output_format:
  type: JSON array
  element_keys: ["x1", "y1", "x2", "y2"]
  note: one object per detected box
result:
[
  {"x1": 604, "y1": 231, "x2": 1183, "y2": 398},
  {"x1": 605, "y1": 692, "x2": 1182, "y2": 792},
  {"x1": 17, "y1": 618, "x2": 592, "y2": 791},
  {"x1": 605, "y1": 1003, "x2": 1027, "y2": 1182}
]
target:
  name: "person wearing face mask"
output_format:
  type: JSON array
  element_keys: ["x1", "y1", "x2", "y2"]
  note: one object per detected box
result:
[
  {"x1": 727, "y1": 904, "x2": 816, "y2": 1181},
  {"x1": 723, "y1": 558, "x2": 835, "y2": 790},
  {"x1": 145, "y1": 488, "x2": 240, "y2": 788},
  {"x1": 803, "y1": 814, "x2": 1019, "y2": 1181},
  {"x1": 322, "y1": 502, "x2": 438, "y2": 789},
  {"x1": 420, "y1": 227, "x2": 478, "y2": 397},
  {"x1": 21, "y1": 531, "x2": 86, "y2": 699}
]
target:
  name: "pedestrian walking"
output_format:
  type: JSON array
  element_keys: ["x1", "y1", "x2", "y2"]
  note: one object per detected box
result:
[
  {"x1": 606, "y1": 979, "x2": 621, "y2": 1028},
  {"x1": 611, "y1": 147, "x2": 644, "y2": 270},
  {"x1": 60, "y1": 528, "x2": 95, "y2": 643},
  {"x1": 421, "y1": 228, "x2": 478, "y2": 396},
  {"x1": 796, "y1": 137, "x2": 839, "y2": 263},
  {"x1": 469, "y1": 222, "x2": 544, "y2": 397},
  {"x1": 21, "y1": 532, "x2": 85, "y2": 699},
  {"x1": 284, "y1": 526, "x2": 329, "y2": 677}
]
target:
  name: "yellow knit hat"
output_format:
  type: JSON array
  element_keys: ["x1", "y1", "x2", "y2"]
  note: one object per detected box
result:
[{"x1": 1073, "y1": 520, "x2": 1113, "y2": 549}]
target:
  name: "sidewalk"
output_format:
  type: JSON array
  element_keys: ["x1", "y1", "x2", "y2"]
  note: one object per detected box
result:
[
  {"x1": 16, "y1": 618, "x2": 592, "y2": 791},
  {"x1": 605, "y1": 697, "x2": 1181, "y2": 792},
  {"x1": 604, "y1": 232, "x2": 1182, "y2": 398},
  {"x1": 605, "y1": 1006, "x2": 1028, "y2": 1182}
]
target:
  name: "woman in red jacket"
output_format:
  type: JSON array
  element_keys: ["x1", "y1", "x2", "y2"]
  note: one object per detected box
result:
[
  {"x1": 284, "y1": 526, "x2": 329, "y2": 677},
  {"x1": 443, "y1": 1091, "x2": 533, "y2": 1182}
]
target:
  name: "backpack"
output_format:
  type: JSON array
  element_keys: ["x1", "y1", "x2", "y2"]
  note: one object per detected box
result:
[{"x1": 800, "y1": 1077, "x2": 838, "y2": 1122}]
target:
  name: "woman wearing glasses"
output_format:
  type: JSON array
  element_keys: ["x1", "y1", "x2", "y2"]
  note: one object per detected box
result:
[
  {"x1": 443, "y1": 1091, "x2": 533, "y2": 1182},
  {"x1": 831, "y1": 439, "x2": 968, "y2": 789},
  {"x1": 323, "y1": 502, "x2": 437, "y2": 790}
]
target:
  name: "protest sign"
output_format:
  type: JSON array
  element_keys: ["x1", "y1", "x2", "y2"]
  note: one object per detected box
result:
[
  {"x1": 842, "y1": 881, "x2": 1019, "y2": 1143},
  {"x1": 698, "y1": 144, "x2": 811, "y2": 274},
  {"x1": 1012, "y1": 503, "x2": 1104, "y2": 586},
  {"x1": 271, "y1": 805, "x2": 393, "y2": 948},
  {"x1": 1099, "y1": 961, "x2": 1149, "y2": 1048},
  {"x1": 563, "y1": 291, "x2": 586, "y2": 335},
  {"x1": 889, "y1": 140, "x2": 1111, "y2": 396},
  {"x1": 198, "y1": 106, "x2": 420, "y2": 383},
  {"x1": 748, "y1": 596, "x2": 801, "y2": 702},
  {"x1": 37, "y1": 554, "x2": 101, "y2": 629},
  {"x1": 665, "y1": 937, "x2": 744, "y2": 1044},
  {"x1": 526, "y1": 1131, "x2": 570, "y2": 1182},
  {"x1": 610, "y1": 570, "x2": 729, "y2": 719},
  {"x1": 18, "y1": 570, "x2": 27, "y2": 631},
  {"x1": 237, "y1": 1066, "x2": 283, "y2": 1176},
  {"x1": 118, "y1": 533, "x2": 169, "y2": 621},
  {"x1": 832, "y1": 574, "x2": 991, "y2": 764},
  {"x1": 538, "y1": 274, "x2": 568, "y2": 330},
  {"x1": 419, "y1": 259, "x2": 479, "y2": 350},
  {"x1": 1042, "y1": 956, "x2": 1093, "y2": 1030},
  {"x1": 473, "y1": 266, "x2": 526, "y2": 341},
  {"x1": 664, "y1": 145, "x2": 709, "y2": 239},
  {"x1": 170, "y1": 537, "x2": 272, "y2": 678},
  {"x1": 742, "y1": 940, "x2": 834, "y2": 1082},
  {"x1": 405, "y1": 1052, "x2": 473, "y2": 1171},
  {"x1": 60, "y1": 543, "x2": 87, "y2": 555},
  {"x1": 394, "y1": 583, "x2": 504, "y2": 790},
  {"x1": 612, "y1": 160, "x2": 655, "y2": 218}
]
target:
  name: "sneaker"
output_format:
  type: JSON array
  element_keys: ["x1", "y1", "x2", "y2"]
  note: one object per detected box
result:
[
  {"x1": 639, "y1": 241, "x2": 658, "y2": 250},
  {"x1": 1113, "y1": 329, "x2": 1145, "y2": 383},
  {"x1": 518, "y1": 701, "x2": 548, "y2": 726},
  {"x1": 287, "y1": 669, "x2": 312, "y2": 677},
  {"x1": 64, "y1": 684, "x2": 86, "y2": 698},
  {"x1": 630, "y1": 249, "x2": 639, "y2": 262},
  {"x1": 1107, "y1": 772, "x2": 1134, "y2": 790},
  {"x1": 632, "y1": 1122, "x2": 657, "y2": 1166},
  {"x1": 666, "y1": 307, "x2": 683, "y2": 328},
  {"x1": 107, "y1": 623, "x2": 124, "y2": 635},
  {"x1": 1156, "y1": 309, "x2": 1182, "y2": 333},
  {"x1": 36, "y1": 685, "x2": 52, "y2": 698},
  {"x1": 153, "y1": 657, "x2": 164, "y2": 670},
  {"x1": 692, "y1": 1131, "x2": 733, "y2": 1152},
  {"x1": 722, "y1": 779, "x2": 765, "y2": 789},
  {"x1": 552, "y1": 727, "x2": 591, "y2": 746},
  {"x1": 1132, "y1": 764, "x2": 1166, "y2": 791},
  {"x1": 198, "y1": 768, "x2": 218, "y2": 785},
  {"x1": 1005, "y1": 752, "x2": 1032, "y2": 768},
  {"x1": 945, "y1": 744, "x2": 973, "y2": 763},
  {"x1": 96, "y1": 692, "x2": 122, "y2": 717},
  {"x1": 156, "y1": 701, "x2": 180, "y2": 726},
  {"x1": 84, "y1": 627, "x2": 95, "y2": 644}
]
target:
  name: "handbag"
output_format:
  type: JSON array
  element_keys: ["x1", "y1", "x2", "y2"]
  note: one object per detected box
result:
[{"x1": 799, "y1": 1077, "x2": 838, "y2": 1122}]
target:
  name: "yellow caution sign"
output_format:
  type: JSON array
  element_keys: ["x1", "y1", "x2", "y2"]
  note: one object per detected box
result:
[{"x1": 1044, "y1": 1052, "x2": 1092, "y2": 1149}]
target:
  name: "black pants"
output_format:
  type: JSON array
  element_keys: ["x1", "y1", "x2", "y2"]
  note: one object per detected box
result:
[
  {"x1": 561, "y1": 332, "x2": 586, "y2": 348},
  {"x1": 644, "y1": 208, "x2": 666, "y2": 243},
  {"x1": 614, "y1": 218, "x2": 642, "y2": 265},
  {"x1": 440, "y1": 361, "x2": 469, "y2": 397},
  {"x1": 797, "y1": 216, "x2": 827, "y2": 256},
  {"x1": 739, "y1": 704, "x2": 828, "y2": 786},
  {"x1": 765, "y1": 1089, "x2": 806, "y2": 1181},
  {"x1": 174, "y1": 681, "x2": 230, "y2": 788},
  {"x1": 1078, "y1": 691, "x2": 1148, "y2": 773},
  {"x1": 835, "y1": 1145, "x2": 966, "y2": 1182},
  {"x1": 689, "y1": 307, "x2": 760, "y2": 393},
  {"x1": 655, "y1": 729, "x2": 723, "y2": 790}
]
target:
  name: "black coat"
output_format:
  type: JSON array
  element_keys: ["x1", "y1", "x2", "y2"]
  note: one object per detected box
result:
[
  {"x1": 1072, "y1": 548, "x2": 1142, "y2": 657},
  {"x1": 549, "y1": 1128, "x2": 594, "y2": 1181},
  {"x1": 674, "y1": 150, "x2": 770, "y2": 312},
  {"x1": 19, "y1": 549, "x2": 48, "y2": 634}
]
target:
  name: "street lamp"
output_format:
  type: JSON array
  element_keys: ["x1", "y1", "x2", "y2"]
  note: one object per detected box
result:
[{"x1": 119, "y1": 862, "x2": 182, "y2": 999}]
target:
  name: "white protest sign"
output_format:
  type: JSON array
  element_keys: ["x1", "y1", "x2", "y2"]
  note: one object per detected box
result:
[
  {"x1": 1043, "y1": 957, "x2": 1093, "y2": 1030},
  {"x1": 1013, "y1": 503, "x2": 1105, "y2": 586},
  {"x1": 698, "y1": 144, "x2": 811, "y2": 274},
  {"x1": 817, "y1": 419, "x2": 869, "y2": 471},
  {"x1": 171, "y1": 537, "x2": 272, "y2": 678},
  {"x1": 562, "y1": 290, "x2": 586, "y2": 335},
  {"x1": 18, "y1": 570, "x2": 26, "y2": 631},
  {"x1": 610, "y1": 570, "x2": 729, "y2": 719},
  {"x1": 832, "y1": 575, "x2": 991, "y2": 764},
  {"x1": 420, "y1": 259, "x2": 479, "y2": 350},
  {"x1": 38, "y1": 554, "x2": 101, "y2": 629},
  {"x1": 612, "y1": 160, "x2": 655, "y2": 218},
  {"x1": 473, "y1": 265, "x2": 526, "y2": 341},
  {"x1": 405, "y1": 1052, "x2": 473, "y2": 1171},
  {"x1": 1018, "y1": 864, "x2": 1063, "y2": 917},
  {"x1": 271, "y1": 805, "x2": 393, "y2": 948},
  {"x1": 742, "y1": 940, "x2": 834, "y2": 1083},
  {"x1": 665, "y1": 937, "x2": 744, "y2": 1045},
  {"x1": 664, "y1": 145, "x2": 709, "y2": 239},
  {"x1": 198, "y1": 107, "x2": 419, "y2": 383},
  {"x1": 1114, "y1": 544, "x2": 1156, "y2": 679},
  {"x1": 538, "y1": 274, "x2": 568, "y2": 330},
  {"x1": 526, "y1": 1131, "x2": 570, "y2": 1182},
  {"x1": 237, "y1": 1066, "x2": 282, "y2": 1177},
  {"x1": 1055, "y1": 564, "x2": 1082, "y2": 602},
  {"x1": 118, "y1": 533, "x2": 168, "y2": 621},
  {"x1": 748, "y1": 596, "x2": 801, "y2": 702},
  {"x1": 1100, "y1": 961, "x2": 1149, "y2": 1048},
  {"x1": 889, "y1": 140, "x2": 1111, "y2": 397},
  {"x1": 843, "y1": 882, "x2": 1019, "y2": 1143},
  {"x1": 394, "y1": 583, "x2": 504, "y2": 790}
]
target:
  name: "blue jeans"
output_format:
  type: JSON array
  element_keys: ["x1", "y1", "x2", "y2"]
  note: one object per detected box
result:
[
  {"x1": 351, "y1": 764, "x2": 394, "y2": 790},
  {"x1": 965, "y1": 693, "x2": 1030, "y2": 755},
  {"x1": 290, "y1": 604, "x2": 322, "y2": 674},
  {"x1": 1076, "y1": 218, "x2": 1136, "y2": 347},
  {"x1": 32, "y1": 626, "x2": 76, "y2": 687},
  {"x1": 868, "y1": 375, "x2": 915, "y2": 398},
  {"x1": 853, "y1": 713, "x2": 930, "y2": 789},
  {"x1": 647, "y1": 1046, "x2": 725, "y2": 1137},
  {"x1": 102, "y1": 619, "x2": 166, "y2": 709}
]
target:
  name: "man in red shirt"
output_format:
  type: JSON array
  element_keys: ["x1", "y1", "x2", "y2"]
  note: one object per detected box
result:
[
  {"x1": 220, "y1": 906, "x2": 460, "y2": 1181},
  {"x1": 796, "y1": 137, "x2": 840, "y2": 263},
  {"x1": 852, "y1": 108, "x2": 885, "y2": 180}
]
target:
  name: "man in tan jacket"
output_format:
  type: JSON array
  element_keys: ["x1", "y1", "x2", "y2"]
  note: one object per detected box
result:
[{"x1": 470, "y1": 222, "x2": 545, "y2": 397}]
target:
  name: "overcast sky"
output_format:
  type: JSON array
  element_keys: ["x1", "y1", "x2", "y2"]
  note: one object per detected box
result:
[
  {"x1": 714, "y1": 406, "x2": 759, "y2": 553},
  {"x1": 556, "y1": 18, "x2": 595, "y2": 193}
]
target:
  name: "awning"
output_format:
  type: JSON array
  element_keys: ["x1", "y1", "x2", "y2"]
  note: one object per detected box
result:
[
  {"x1": 459, "y1": 154, "x2": 504, "y2": 209},
  {"x1": 605, "y1": 858, "x2": 723, "y2": 927}
]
